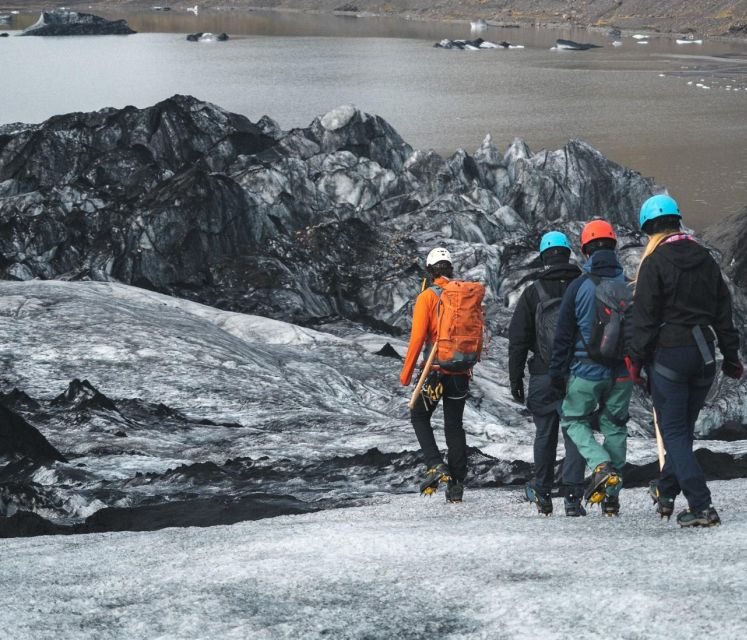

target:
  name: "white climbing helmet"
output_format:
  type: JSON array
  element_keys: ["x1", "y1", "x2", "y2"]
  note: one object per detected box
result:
[{"x1": 426, "y1": 247, "x2": 452, "y2": 266}]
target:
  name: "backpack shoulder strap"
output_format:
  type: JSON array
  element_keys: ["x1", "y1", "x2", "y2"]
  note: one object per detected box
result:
[{"x1": 428, "y1": 285, "x2": 444, "y2": 322}]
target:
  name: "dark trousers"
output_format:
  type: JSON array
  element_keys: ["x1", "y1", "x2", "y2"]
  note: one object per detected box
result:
[
  {"x1": 650, "y1": 345, "x2": 714, "y2": 512},
  {"x1": 410, "y1": 375, "x2": 469, "y2": 482},
  {"x1": 528, "y1": 374, "x2": 585, "y2": 495}
]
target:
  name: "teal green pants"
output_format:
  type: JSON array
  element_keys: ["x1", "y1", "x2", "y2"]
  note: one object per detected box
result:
[{"x1": 560, "y1": 376, "x2": 633, "y2": 486}]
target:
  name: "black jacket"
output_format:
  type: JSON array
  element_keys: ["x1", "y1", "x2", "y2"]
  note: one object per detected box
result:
[
  {"x1": 630, "y1": 239, "x2": 740, "y2": 366},
  {"x1": 508, "y1": 262, "x2": 582, "y2": 382}
]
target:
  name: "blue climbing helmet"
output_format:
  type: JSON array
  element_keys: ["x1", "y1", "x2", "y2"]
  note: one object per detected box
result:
[
  {"x1": 539, "y1": 231, "x2": 572, "y2": 254},
  {"x1": 639, "y1": 194, "x2": 681, "y2": 231}
]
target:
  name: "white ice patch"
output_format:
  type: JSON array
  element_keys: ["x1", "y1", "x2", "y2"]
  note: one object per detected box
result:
[
  {"x1": 62, "y1": 494, "x2": 108, "y2": 520},
  {"x1": 320, "y1": 104, "x2": 358, "y2": 131},
  {"x1": 215, "y1": 314, "x2": 346, "y2": 347}
]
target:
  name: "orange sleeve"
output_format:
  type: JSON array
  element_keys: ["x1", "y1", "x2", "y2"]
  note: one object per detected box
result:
[{"x1": 399, "y1": 290, "x2": 436, "y2": 386}]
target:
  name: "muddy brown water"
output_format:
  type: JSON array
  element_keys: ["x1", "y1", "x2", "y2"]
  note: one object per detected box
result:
[{"x1": 2, "y1": 10, "x2": 747, "y2": 231}]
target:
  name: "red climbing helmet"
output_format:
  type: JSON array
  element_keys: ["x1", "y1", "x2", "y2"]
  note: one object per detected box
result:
[{"x1": 581, "y1": 220, "x2": 617, "y2": 252}]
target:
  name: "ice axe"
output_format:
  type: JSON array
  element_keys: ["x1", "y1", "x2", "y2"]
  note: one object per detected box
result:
[
  {"x1": 651, "y1": 407, "x2": 674, "y2": 520},
  {"x1": 652, "y1": 407, "x2": 665, "y2": 471},
  {"x1": 625, "y1": 357, "x2": 665, "y2": 469},
  {"x1": 408, "y1": 343, "x2": 438, "y2": 410}
]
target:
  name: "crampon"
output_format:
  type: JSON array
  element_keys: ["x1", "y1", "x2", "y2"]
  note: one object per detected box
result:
[
  {"x1": 584, "y1": 462, "x2": 620, "y2": 505},
  {"x1": 419, "y1": 463, "x2": 451, "y2": 496},
  {"x1": 525, "y1": 482, "x2": 553, "y2": 516},
  {"x1": 648, "y1": 481, "x2": 674, "y2": 520}
]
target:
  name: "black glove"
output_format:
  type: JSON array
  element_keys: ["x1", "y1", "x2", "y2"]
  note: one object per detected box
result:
[
  {"x1": 510, "y1": 378, "x2": 524, "y2": 404},
  {"x1": 550, "y1": 377, "x2": 566, "y2": 400},
  {"x1": 722, "y1": 359, "x2": 744, "y2": 380}
]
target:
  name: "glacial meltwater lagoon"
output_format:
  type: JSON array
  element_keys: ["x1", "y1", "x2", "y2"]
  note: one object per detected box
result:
[{"x1": 2, "y1": 10, "x2": 746, "y2": 230}]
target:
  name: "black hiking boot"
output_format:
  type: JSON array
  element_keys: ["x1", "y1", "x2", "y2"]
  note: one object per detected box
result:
[
  {"x1": 445, "y1": 480, "x2": 464, "y2": 503},
  {"x1": 583, "y1": 462, "x2": 620, "y2": 505},
  {"x1": 564, "y1": 493, "x2": 587, "y2": 517},
  {"x1": 525, "y1": 482, "x2": 553, "y2": 516},
  {"x1": 601, "y1": 494, "x2": 620, "y2": 517},
  {"x1": 648, "y1": 481, "x2": 675, "y2": 520},
  {"x1": 419, "y1": 463, "x2": 451, "y2": 496},
  {"x1": 676, "y1": 506, "x2": 721, "y2": 528}
]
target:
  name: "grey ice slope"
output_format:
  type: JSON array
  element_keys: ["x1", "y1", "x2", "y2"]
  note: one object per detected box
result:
[
  {"x1": 1, "y1": 280, "x2": 745, "y2": 527},
  {"x1": 0, "y1": 280, "x2": 533, "y2": 524}
]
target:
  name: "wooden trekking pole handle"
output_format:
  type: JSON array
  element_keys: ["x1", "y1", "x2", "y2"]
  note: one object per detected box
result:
[
  {"x1": 408, "y1": 343, "x2": 438, "y2": 409},
  {"x1": 653, "y1": 408, "x2": 666, "y2": 471}
]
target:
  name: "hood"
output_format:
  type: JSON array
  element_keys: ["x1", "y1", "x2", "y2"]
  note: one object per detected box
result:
[
  {"x1": 539, "y1": 262, "x2": 582, "y2": 281},
  {"x1": 582, "y1": 249, "x2": 623, "y2": 279},
  {"x1": 655, "y1": 239, "x2": 710, "y2": 271}
]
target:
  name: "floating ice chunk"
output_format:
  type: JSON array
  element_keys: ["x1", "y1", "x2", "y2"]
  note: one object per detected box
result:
[
  {"x1": 612, "y1": 40, "x2": 622, "y2": 46},
  {"x1": 658, "y1": 73, "x2": 665, "y2": 77},
  {"x1": 632, "y1": 33, "x2": 647, "y2": 39}
]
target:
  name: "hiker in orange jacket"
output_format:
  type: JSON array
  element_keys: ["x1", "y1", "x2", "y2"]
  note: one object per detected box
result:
[{"x1": 400, "y1": 247, "x2": 471, "y2": 503}]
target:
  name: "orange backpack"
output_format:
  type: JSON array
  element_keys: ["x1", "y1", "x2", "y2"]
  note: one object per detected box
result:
[{"x1": 430, "y1": 280, "x2": 486, "y2": 372}]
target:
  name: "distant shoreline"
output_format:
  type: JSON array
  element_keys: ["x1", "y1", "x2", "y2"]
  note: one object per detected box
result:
[{"x1": 3, "y1": 1, "x2": 747, "y2": 42}]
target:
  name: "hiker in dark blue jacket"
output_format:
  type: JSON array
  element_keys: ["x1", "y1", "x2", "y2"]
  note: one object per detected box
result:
[{"x1": 549, "y1": 220, "x2": 633, "y2": 516}]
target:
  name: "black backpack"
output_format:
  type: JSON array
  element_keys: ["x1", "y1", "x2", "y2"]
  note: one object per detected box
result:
[
  {"x1": 533, "y1": 281, "x2": 563, "y2": 365},
  {"x1": 581, "y1": 275, "x2": 634, "y2": 367}
]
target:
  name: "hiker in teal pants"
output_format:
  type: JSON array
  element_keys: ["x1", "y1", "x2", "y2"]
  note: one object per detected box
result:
[
  {"x1": 561, "y1": 377, "x2": 630, "y2": 474},
  {"x1": 549, "y1": 220, "x2": 633, "y2": 516}
]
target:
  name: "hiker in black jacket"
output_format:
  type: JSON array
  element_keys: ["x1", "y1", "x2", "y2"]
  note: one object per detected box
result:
[
  {"x1": 629, "y1": 194, "x2": 743, "y2": 527},
  {"x1": 508, "y1": 231, "x2": 586, "y2": 516}
]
